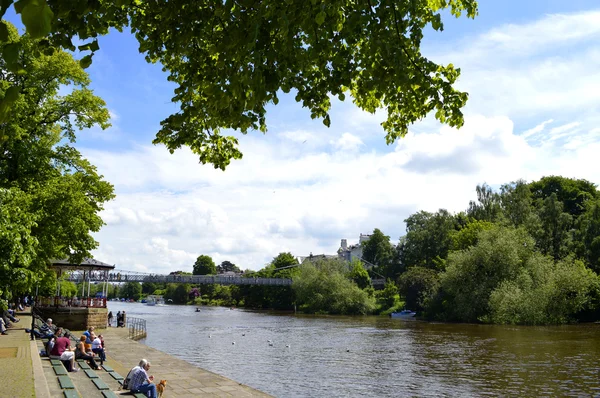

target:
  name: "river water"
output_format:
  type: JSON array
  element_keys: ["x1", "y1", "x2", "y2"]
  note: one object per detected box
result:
[{"x1": 108, "y1": 302, "x2": 600, "y2": 397}]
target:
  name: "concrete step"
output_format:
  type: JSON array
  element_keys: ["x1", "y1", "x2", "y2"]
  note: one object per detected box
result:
[{"x1": 37, "y1": 339, "x2": 124, "y2": 398}]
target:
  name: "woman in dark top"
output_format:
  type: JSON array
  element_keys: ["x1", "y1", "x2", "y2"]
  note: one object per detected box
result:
[{"x1": 75, "y1": 335, "x2": 100, "y2": 370}]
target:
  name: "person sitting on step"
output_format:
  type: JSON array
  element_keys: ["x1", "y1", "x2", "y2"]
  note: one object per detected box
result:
[
  {"x1": 50, "y1": 331, "x2": 79, "y2": 372},
  {"x1": 91, "y1": 332, "x2": 106, "y2": 365},
  {"x1": 75, "y1": 335, "x2": 100, "y2": 370}
]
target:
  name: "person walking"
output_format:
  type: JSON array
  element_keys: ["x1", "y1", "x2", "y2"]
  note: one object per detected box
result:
[{"x1": 108, "y1": 311, "x2": 113, "y2": 327}]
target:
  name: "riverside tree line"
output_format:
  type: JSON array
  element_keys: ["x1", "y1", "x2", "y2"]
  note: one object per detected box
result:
[{"x1": 107, "y1": 176, "x2": 600, "y2": 325}]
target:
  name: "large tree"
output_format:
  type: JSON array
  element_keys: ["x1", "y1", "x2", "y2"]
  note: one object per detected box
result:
[
  {"x1": 193, "y1": 255, "x2": 217, "y2": 275},
  {"x1": 1, "y1": 1, "x2": 477, "y2": 169},
  {"x1": 399, "y1": 210, "x2": 457, "y2": 270},
  {"x1": 0, "y1": 24, "x2": 114, "y2": 309}
]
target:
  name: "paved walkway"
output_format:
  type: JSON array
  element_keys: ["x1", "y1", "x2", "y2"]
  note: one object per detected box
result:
[
  {"x1": 102, "y1": 326, "x2": 271, "y2": 397},
  {"x1": 0, "y1": 312, "x2": 271, "y2": 397}
]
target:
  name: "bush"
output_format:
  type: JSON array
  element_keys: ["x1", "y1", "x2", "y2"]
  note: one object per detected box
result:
[{"x1": 293, "y1": 259, "x2": 376, "y2": 315}]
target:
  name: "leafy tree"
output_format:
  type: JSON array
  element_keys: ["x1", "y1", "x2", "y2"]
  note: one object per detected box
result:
[
  {"x1": 292, "y1": 258, "x2": 375, "y2": 315},
  {"x1": 141, "y1": 282, "x2": 162, "y2": 295},
  {"x1": 485, "y1": 258, "x2": 598, "y2": 325},
  {"x1": 362, "y1": 228, "x2": 394, "y2": 276},
  {"x1": 575, "y1": 199, "x2": 600, "y2": 272},
  {"x1": 348, "y1": 259, "x2": 371, "y2": 290},
  {"x1": 529, "y1": 176, "x2": 599, "y2": 218},
  {"x1": 399, "y1": 210, "x2": 457, "y2": 270},
  {"x1": 435, "y1": 226, "x2": 536, "y2": 323},
  {"x1": 271, "y1": 252, "x2": 299, "y2": 271},
  {"x1": 376, "y1": 279, "x2": 399, "y2": 309},
  {"x1": 499, "y1": 179, "x2": 533, "y2": 227},
  {"x1": 193, "y1": 255, "x2": 216, "y2": 275},
  {"x1": 467, "y1": 184, "x2": 502, "y2": 222},
  {"x1": 450, "y1": 219, "x2": 494, "y2": 251},
  {"x1": 1, "y1": 1, "x2": 478, "y2": 169},
  {"x1": 216, "y1": 260, "x2": 241, "y2": 274},
  {"x1": 528, "y1": 193, "x2": 573, "y2": 261},
  {"x1": 120, "y1": 282, "x2": 142, "y2": 301},
  {"x1": 0, "y1": 23, "x2": 114, "y2": 304},
  {"x1": 397, "y1": 266, "x2": 439, "y2": 312}
]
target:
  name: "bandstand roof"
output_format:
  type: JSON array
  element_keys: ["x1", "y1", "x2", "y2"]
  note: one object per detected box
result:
[{"x1": 51, "y1": 258, "x2": 115, "y2": 271}]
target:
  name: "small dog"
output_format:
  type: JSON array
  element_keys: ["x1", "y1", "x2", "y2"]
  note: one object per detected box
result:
[{"x1": 157, "y1": 379, "x2": 167, "y2": 397}]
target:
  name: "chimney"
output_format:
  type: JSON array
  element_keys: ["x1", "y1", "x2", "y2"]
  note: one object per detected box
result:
[{"x1": 341, "y1": 239, "x2": 347, "y2": 249}]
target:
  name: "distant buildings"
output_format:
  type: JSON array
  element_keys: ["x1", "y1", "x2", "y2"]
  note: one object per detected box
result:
[{"x1": 297, "y1": 233, "x2": 372, "y2": 265}]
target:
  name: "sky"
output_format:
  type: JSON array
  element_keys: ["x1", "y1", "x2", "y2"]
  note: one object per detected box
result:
[{"x1": 9, "y1": 1, "x2": 600, "y2": 273}]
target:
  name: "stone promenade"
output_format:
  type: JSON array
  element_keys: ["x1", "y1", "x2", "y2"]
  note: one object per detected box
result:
[{"x1": 0, "y1": 312, "x2": 271, "y2": 397}]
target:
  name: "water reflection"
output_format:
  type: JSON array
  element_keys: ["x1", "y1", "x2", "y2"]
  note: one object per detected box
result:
[{"x1": 108, "y1": 302, "x2": 600, "y2": 397}]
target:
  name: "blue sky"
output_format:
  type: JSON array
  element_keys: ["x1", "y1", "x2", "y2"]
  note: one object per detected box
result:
[{"x1": 7, "y1": 2, "x2": 600, "y2": 272}]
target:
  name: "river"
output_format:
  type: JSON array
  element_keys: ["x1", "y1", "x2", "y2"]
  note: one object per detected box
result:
[{"x1": 107, "y1": 302, "x2": 600, "y2": 397}]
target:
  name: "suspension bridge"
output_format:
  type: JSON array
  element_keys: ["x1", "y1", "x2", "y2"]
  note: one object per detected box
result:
[
  {"x1": 64, "y1": 269, "x2": 385, "y2": 287},
  {"x1": 65, "y1": 269, "x2": 293, "y2": 286}
]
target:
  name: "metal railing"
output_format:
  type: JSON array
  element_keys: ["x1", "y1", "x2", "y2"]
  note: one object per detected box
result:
[
  {"x1": 34, "y1": 296, "x2": 107, "y2": 308},
  {"x1": 127, "y1": 317, "x2": 147, "y2": 341},
  {"x1": 65, "y1": 272, "x2": 293, "y2": 286}
]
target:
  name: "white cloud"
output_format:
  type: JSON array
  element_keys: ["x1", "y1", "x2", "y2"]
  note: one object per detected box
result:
[
  {"x1": 331, "y1": 133, "x2": 364, "y2": 152},
  {"x1": 84, "y1": 8, "x2": 600, "y2": 273}
]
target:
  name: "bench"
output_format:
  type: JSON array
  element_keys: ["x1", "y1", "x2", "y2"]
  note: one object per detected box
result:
[
  {"x1": 63, "y1": 390, "x2": 79, "y2": 398},
  {"x1": 57, "y1": 375, "x2": 75, "y2": 389},
  {"x1": 92, "y1": 378, "x2": 110, "y2": 390}
]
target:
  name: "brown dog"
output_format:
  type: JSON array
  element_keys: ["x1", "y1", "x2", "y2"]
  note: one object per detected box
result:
[{"x1": 157, "y1": 379, "x2": 167, "y2": 397}]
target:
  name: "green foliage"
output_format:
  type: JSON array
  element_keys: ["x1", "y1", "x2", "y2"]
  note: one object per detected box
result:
[
  {"x1": 397, "y1": 266, "x2": 439, "y2": 312},
  {"x1": 1, "y1": 0, "x2": 477, "y2": 168},
  {"x1": 216, "y1": 260, "x2": 240, "y2": 274},
  {"x1": 485, "y1": 259, "x2": 599, "y2": 325},
  {"x1": 576, "y1": 199, "x2": 600, "y2": 272},
  {"x1": 193, "y1": 255, "x2": 216, "y2": 275},
  {"x1": 271, "y1": 252, "x2": 299, "y2": 271},
  {"x1": 375, "y1": 279, "x2": 399, "y2": 309},
  {"x1": 0, "y1": 25, "x2": 114, "y2": 300},
  {"x1": 399, "y1": 209, "x2": 458, "y2": 270},
  {"x1": 528, "y1": 193, "x2": 573, "y2": 260},
  {"x1": 141, "y1": 282, "x2": 163, "y2": 295},
  {"x1": 529, "y1": 176, "x2": 599, "y2": 218},
  {"x1": 120, "y1": 282, "x2": 142, "y2": 301},
  {"x1": 292, "y1": 258, "x2": 375, "y2": 315},
  {"x1": 467, "y1": 184, "x2": 502, "y2": 222},
  {"x1": 499, "y1": 179, "x2": 532, "y2": 227},
  {"x1": 361, "y1": 228, "x2": 394, "y2": 277},
  {"x1": 58, "y1": 281, "x2": 78, "y2": 298},
  {"x1": 436, "y1": 226, "x2": 536, "y2": 323},
  {"x1": 450, "y1": 219, "x2": 494, "y2": 250},
  {"x1": 234, "y1": 258, "x2": 298, "y2": 310},
  {"x1": 348, "y1": 259, "x2": 371, "y2": 289}
]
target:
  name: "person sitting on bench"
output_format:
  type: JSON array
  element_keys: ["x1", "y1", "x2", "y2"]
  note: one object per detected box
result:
[{"x1": 50, "y1": 331, "x2": 79, "y2": 372}]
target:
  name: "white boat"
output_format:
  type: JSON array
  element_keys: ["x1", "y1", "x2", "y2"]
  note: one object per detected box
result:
[
  {"x1": 146, "y1": 295, "x2": 165, "y2": 306},
  {"x1": 390, "y1": 309, "x2": 417, "y2": 319}
]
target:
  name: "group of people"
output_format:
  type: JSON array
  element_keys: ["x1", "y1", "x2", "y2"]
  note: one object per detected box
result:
[
  {"x1": 44, "y1": 321, "x2": 107, "y2": 372},
  {"x1": 107, "y1": 310, "x2": 126, "y2": 327},
  {"x1": 1, "y1": 304, "x2": 23, "y2": 335}
]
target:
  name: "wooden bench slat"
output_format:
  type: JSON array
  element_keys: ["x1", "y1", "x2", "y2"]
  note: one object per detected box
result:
[
  {"x1": 58, "y1": 375, "x2": 75, "y2": 389},
  {"x1": 53, "y1": 365, "x2": 68, "y2": 376},
  {"x1": 109, "y1": 372, "x2": 124, "y2": 381},
  {"x1": 101, "y1": 391, "x2": 118, "y2": 398},
  {"x1": 50, "y1": 359, "x2": 62, "y2": 366}
]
